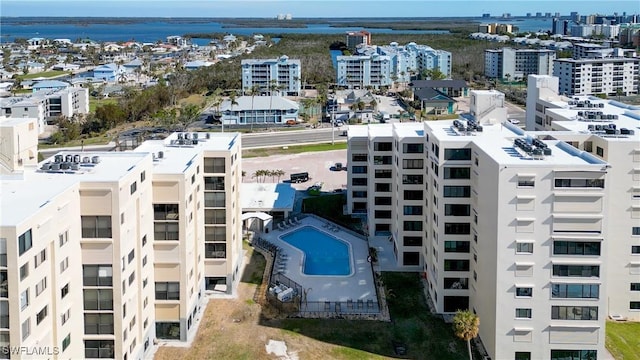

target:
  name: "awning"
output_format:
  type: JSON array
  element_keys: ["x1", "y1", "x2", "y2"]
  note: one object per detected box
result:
[{"x1": 241, "y1": 212, "x2": 273, "y2": 221}]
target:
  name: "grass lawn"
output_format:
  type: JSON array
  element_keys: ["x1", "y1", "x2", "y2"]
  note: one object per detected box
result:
[
  {"x1": 274, "y1": 272, "x2": 467, "y2": 360},
  {"x1": 155, "y1": 244, "x2": 467, "y2": 360},
  {"x1": 89, "y1": 97, "x2": 118, "y2": 113},
  {"x1": 243, "y1": 142, "x2": 347, "y2": 158},
  {"x1": 20, "y1": 70, "x2": 70, "y2": 80},
  {"x1": 606, "y1": 321, "x2": 640, "y2": 360}
]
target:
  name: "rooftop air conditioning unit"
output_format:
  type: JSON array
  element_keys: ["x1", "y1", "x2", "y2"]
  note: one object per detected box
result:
[{"x1": 158, "y1": 151, "x2": 164, "y2": 159}]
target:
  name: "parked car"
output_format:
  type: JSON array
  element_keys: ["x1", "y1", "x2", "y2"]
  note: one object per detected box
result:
[
  {"x1": 508, "y1": 119, "x2": 520, "y2": 125},
  {"x1": 334, "y1": 162, "x2": 343, "y2": 171}
]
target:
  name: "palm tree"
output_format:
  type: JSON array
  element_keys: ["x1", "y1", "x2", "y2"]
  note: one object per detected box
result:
[
  {"x1": 227, "y1": 91, "x2": 238, "y2": 133},
  {"x1": 274, "y1": 169, "x2": 285, "y2": 182},
  {"x1": 453, "y1": 309, "x2": 480, "y2": 360},
  {"x1": 248, "y1": 84, "x2": 261, "y2": 132},
  {"x1": 268, "y1": 80, "x2": 283, "y2": 125}
]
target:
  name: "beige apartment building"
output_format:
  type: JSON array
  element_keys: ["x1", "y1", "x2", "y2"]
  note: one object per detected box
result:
[{"x1": 1, "y1": 124, "x2": 242, "y2": 359}]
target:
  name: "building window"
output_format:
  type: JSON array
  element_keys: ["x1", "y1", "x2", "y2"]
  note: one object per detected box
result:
[
  {"x1": 62, "y1": 334, "x2": 71, "y2": 351},
  {"x1": 18, "y1": 229, "x2": 32, "y2": 255},
  {"x1": 404, "y1": 190, "x2": 423, "y2": 200},
  {"x1": 155, "y1": 282, "x2": 180, "y2": 300},
  {"x1": 205, "y1": 243, "x2": 226, "y2": 259},
  {"x1": 20, "y1": 263, "x2": 29, "y2": 281},
  {"x1": 130, "y1": 181, "x2": 137, "y2": 194},
  {"x1": 375, "y1": 183, "x2": 391, "y2": 192},
  {"x1": 517, "y1": 177, "x2": 535, "y2": 187},
  {"x1": 516, "y1": 287, "x2": 533, "y2": 297},
  {"x1": 204, "y1": 157, "x2": 225, "y2": 173},
  {"x1": 554, "y1": 178, "x2": 604, "y2": 188},
  {"x1": 444, "y1": 241, "x2": 470, "y2": 253},
  {"x1": 630, "y1": 302, "x2": 640, "y2": 310},
  {"x1": 402, "y1": 159, "x2": 424, "y2": 169},
  {"x1": 352, "y1": 154, "x2": 367, "y2": 162},
  {"x1": 352, "y1": 166, "x2": 368, "y2": 174},
  {"x1": 21, "y1": 319, "x2": 30, "y2": 340},
  {"x1": 444, "y1": 204, "x2": 471, "y2": 216},
  {"x1": 444, "y1": 223, "x2": 471, "y2": 235},
  {"x1": 352, "y1": 177, "x2": 367, "y2": 186},
  {"x1": 140, "y1": 171, "x2": 146, "y2": 182},
  {"x1": 403, "y1": 252, "x2": 420, "y2": 266},
  {"x1": 60, "y1": 257, "x2": 69, "y2": 273},
  {"x1": 61, "y1": 308, "x2": 70, "y2": 325},
  {"x1": 631, "y1": 283, "x2": 640, "y2": 291},
  {"x1": 81, "y1": 216, "x2": 112, "y2": 238},
  {"x1": 156, "y1": 322, "x2": 180, "y2": 340},
  {"x1": 443, "y1": 186, "x2": 471, "y2": 198},
  {"x1": 551, "y1": 283, "x2": 599, "y2": 299},
  {"x1": 83, "y1": 289, "x2": 113, "y2": 310},
  {"x1": 444, "y1": 148, "x2": 471, "y2": 160},
  {"x1": 403, "y1": 143, "x2": 424, "y2": 153},
  {"x1": 632, "y1": 246, "x2": 640, "y2": 254},
  {"x1": 205, "y1": 209, "x2": 226, "y2": 225},
  {"x1": 373, "y1": 142, "x2": 392, "y2": 151},
  {"x1": 551, "y1": 306, "x2": 598, "y2": 320},
  {"x1": 35, "y1": 277, "x2": 47, "y2": 296},
  {"x1": 34, "y1": 249, "x2": 46, "y2": 268},
  {"x1": 444, "y1": 260, "x2": 469, "y2": 271},
  {"x1": 515, "y1": 352, "x2": 531, "y2": 360},
  {"x1": 403, "y1": 236, "x2": 422, "y2": 247},
  {"x1": 443, "y1": 167, "x2": 470, "y2": 179},
  {"x1": 403, "y1": 221, "x2": 423, "y2": 232},
  {"x1": 36, "y1": 305, "x2": 48, "y2": 325},
  {"x1": 553, "y1": 241, "x2": 600, "y2": 255},
  {"x1": 596, "y1": 146, "x2": 604, "y2": 157},
  {"x1": 84, "y1": 313, "x2": 114, "y2": 334},
  {"x1": 128, "y1": 250, "x2": 135, "y2": 264},
  {"x1": 83, "y1": 265, "x2": 113, "y2": 286},
  {"x1": 550, "y1": 350, "x2": 597, "y2": 360},
  {"x1": 204, "y1": 176, "x2": 225, "y2": 191},
  {"x1": 633, "y1": 227, "x2": 640, "y2": 236},
  {"x1": 515, "y1": 308, "x2": 532, "y2": 319},
  {"x1": 61, "y1": 283, "x2": 69, "y2": 298},
  {"x1": 552, "y1": 265, "x2": 599, "y2": 278},
  {"x1": 20, "y1": 289, "x2": 29, "y2": 310},
  {"x1": 516, "y1": 242, "x2": 533, "y2": 254},
  {"x1": 84, "y1": 340, "x2": 115, "y2": 359},
  {"x1": 403, "y1": 205, "x2": 423, "y2": 215},
  {"x1": 402, "y1": 174, "x2": 422, "y2": 184}
]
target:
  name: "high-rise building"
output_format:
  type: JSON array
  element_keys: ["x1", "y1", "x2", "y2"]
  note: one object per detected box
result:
[
  {"x1": 484, "y1": 48, "x2": 556, "y2": 80},
  {"x1": 553, "y1": 50, "x2": 639, "y2": 96},
  {"x1": 0, "y1": 126, "x2": 242, "y2": 359},
  {"x1": 345, "y1": 84, "x2": 639, "y2": 359},
  {"x1": 241, "y1": 56, "x2": 301, "y2": 96},
  {"x1": 345, "y1": 31, "x2": 371, "y2": 51},
  {"x1": 335, "y1": 54, "x2": 392, "y2": 88}
]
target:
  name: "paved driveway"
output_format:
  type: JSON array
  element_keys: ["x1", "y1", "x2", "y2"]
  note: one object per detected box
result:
[{"x1": 242, "y1": 150, "x2": 348, "y2": 192}]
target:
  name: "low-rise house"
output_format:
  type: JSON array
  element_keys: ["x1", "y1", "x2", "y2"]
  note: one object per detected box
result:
[
  {"x1": 184, "y1": 60, "x2": 213, "y2": 71},
  {"x1": 414, "y1": 87, "x2": 457, "y2": 115},
  {"x1": 219, "y1": 96, "x2": 298, "y2": 125},
  {"x1": 93, "y1": 63, "x2": 122, "y2": 82},
  {"x1": 32, "y1": 80, "x2": 70, "y2": 93},
  {"x1": 409, "y1": 79, "x2": 469, "y2": 97}
]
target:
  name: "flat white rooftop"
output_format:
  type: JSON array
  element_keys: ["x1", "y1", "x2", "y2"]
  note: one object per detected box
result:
[
  {"x1": 427, "y1": 120, "x2": 607, "y2": 167},
  {"x1": 241, "y1": 182, "x2": 296, "y2": 211},
  {"x1": 134, "y1": 132, "x2": 239, "y2": 174},
  {"x1": 1, "y1": 151, "x2": 150, "y2": 227}
]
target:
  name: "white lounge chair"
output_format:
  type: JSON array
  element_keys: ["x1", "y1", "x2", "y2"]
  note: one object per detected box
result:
[
  {"x1": 277, "y1": 223, "x2": 284, "y2": 231},
  {"x1": 323, "y1": 222, "x2": 330, "y2": 228},
  {"x1": 282, "y1": 221, "x2": 290, "y2": 229},
  {"x1": 294, "y1": 216, "x2": 300, "y2": 224},
  {"x1": 333, "y1": 226, "x2": 339, "y2": 232},
  {"x1": 288, "y1": 218, "x2": 296, "y2": 227}
]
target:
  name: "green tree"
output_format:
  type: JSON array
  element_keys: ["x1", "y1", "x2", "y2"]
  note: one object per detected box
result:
[
  {"x1": 453, "y1": 309, "x2": 480, "y2": 360},
  {"x1": 247, "y1": 84, "x2": 261, "y2": 132},
  {"x1": 177, "y1": 104, "x2": 200, "y2": 130}
]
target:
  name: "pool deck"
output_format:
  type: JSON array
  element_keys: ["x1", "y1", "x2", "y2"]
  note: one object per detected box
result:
[{"x1": 262, "y1": 215, "x2": 377, "y2": 304}]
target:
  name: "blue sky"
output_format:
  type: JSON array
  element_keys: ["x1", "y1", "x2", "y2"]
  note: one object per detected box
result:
[{"x1": 1, "y1": 0, "x2": 635, "y2": 18}]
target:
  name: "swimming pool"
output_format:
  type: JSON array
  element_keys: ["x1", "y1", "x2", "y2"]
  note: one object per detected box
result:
[{"x1": 280, "y1": 226, "x2": 352, "y2": 276}]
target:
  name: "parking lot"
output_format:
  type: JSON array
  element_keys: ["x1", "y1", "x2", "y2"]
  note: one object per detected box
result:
[{"x1": 242, "y1": 150, "x2": 348, "y2": 192}]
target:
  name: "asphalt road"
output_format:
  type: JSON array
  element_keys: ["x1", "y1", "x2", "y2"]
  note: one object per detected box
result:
[{"x1": 241, "y1": 128, "x2": 345, "y2": 148}]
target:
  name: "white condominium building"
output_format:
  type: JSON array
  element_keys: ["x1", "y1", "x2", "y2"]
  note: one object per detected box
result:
[
  {"x1": 346, "y1": 86, "x2": 639, "y2": 359},
  {"x1": 241, "y1": 55, "x2": 301, "y2": 96},
  {"x1": 376, "y1": 42, "x2": 452, "y2": 83},
  {"x1": 335, "y1": 54, "x2": 392, "y2": 88},
  {"x1": 0, "y1": 127, "x2": 242, "y2": 359},
  {"x1": 553, "y1": 50, "x2": 639, "y2": 96},
  {"x1": 484, "y1": 48, "x2": 556, "y2": 80},
  {"x1": 0, "y1": 87, "x2": 89, "y2": 135},
  {"x1": 528, "y1": 74, "x2": 640, "y2": 322}
]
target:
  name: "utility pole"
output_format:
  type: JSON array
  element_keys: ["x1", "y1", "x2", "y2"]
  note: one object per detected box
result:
[{"x1": 331, "y1": 103, "x2": 335, "y2": 145}]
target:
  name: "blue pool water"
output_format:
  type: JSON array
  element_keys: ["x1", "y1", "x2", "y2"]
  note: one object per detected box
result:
[{"x1": 281, "y1": 226, "x2": 351, "y2": 276}]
